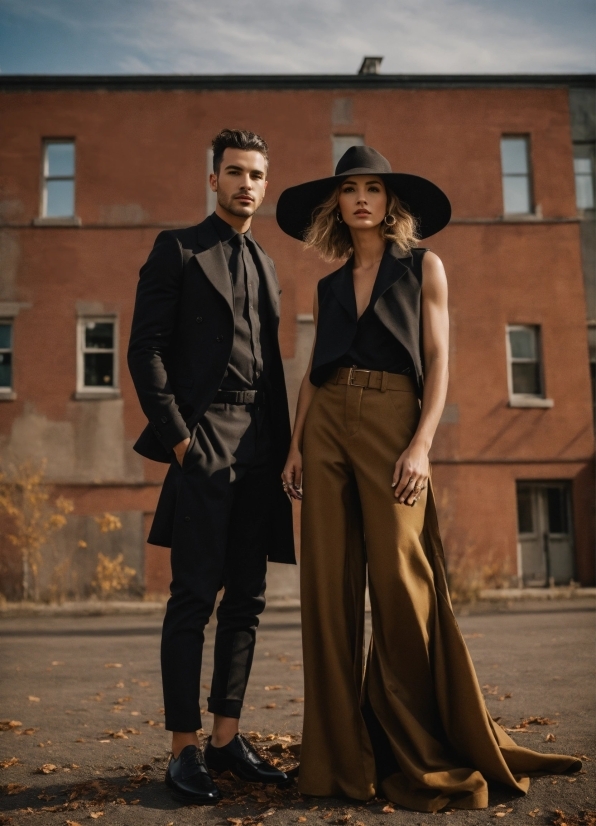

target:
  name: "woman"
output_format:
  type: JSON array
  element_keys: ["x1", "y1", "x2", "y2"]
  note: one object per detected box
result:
[{"x1": 275, "y1": 146, "x2": 580, "y2": 813}]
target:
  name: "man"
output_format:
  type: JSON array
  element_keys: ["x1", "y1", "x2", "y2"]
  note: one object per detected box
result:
[{"x1": 128, "y1": 129, "x2": 295, "y2": 805}]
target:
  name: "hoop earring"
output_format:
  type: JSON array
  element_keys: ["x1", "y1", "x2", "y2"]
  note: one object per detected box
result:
[
  {"x1": 384, "y1": 214, "x2": 397, "y2": 227},
  {"x1": 336, "y1": 211, "x2": 344, "y2": 224}
]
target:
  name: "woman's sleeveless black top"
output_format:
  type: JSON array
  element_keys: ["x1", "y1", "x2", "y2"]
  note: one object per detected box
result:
[{"x1": 310, "y1": 244, "x2": 428, "y2": 396}]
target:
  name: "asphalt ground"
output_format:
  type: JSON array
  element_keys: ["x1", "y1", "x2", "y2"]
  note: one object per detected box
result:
[{"x1": 0, "y1": 607, "x2": 594, "y2": 826}]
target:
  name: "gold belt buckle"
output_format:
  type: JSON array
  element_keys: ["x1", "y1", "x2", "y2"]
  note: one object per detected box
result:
[{"x1": 348, "y1": 367, "x2": 371, "y2": 388}]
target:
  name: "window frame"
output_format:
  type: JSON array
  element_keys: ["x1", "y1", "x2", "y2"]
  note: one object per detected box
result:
[
  {"x1": 76, "y1": 315, "x2": 120, "y2": 398},
  {"x1": 0, "y1": 319, "x2": 14, "y2": 398},
  {"x1": 500, "y1": 135, "x2": 534, "y2": 216},
  {"x1": 40, "y1": 138, "x2": 77, "y2": 221},
  {"x1": 206, "y1": 147, "x2": 217, "y2": 216},
  {"x1": 573, "y1": 154, "x2": 595, "y2": 211},
  {"x1": 505, "y1": 324, "x2": 553, "y2": 408},
  {"x1": 331, "y1": 134, "x2": 364, "y2": 172}
]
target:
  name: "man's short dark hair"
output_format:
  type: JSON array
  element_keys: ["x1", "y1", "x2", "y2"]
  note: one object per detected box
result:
[{"x1": 212, "y1": 129, "x2": 269, "y2": 175}]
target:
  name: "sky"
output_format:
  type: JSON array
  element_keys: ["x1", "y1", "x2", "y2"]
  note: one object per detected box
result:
[{"x1": 0, "y1": 0, "x2": 594, "y2": 76}]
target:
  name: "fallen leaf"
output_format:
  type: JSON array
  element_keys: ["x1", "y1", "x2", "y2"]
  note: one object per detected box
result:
[
  {"x1": 298, "y1": 819, "x2": 307, "y2": 823},
  {"x1": 335, "y1": 815, "x2": 351, "y2": 824},
  {"x1": 104, "y1": 663, "x2": 122, "y2": 668},
  {"x1": 125, "y1": 727, "x2": 140, "y2": 735},
  {"x1": 28, "y1": 696, "x2": 40, "y2": 703},
  {"x1": 89, "y1": 813, "x2": 105, "y2": 819},
  {"x1": 1, "y1": 783, "x2": 28, "y2": 795},
  {"x1": 265, "y1": 685, "x2": 282, "y2": 691},
  {"x1": 528, "y1": 808, "x2": 540, "y2": 818},
  {"x1": 65, "y1": 822, "x2": 82, "y2": 826},
  {"x1": 264, "y1": 703, "x2": 277, "y2": 709},
  {"x1": 19, "y1": 728, "x2": 38, "y2": 736},
  {"x1": 0, "y1": 721, "x2": 22, "y2": 731},
  {"x1": 545, "y1": 734, "x2": 556, "y2": 742},
  {"x1": 37, "y1": 764, "x2": 58, "y2": 774},
  {"x1": 382, "y1": 805, "x2": 394, "y2": 813},
  {"x1": 75, "y1": 738, "x2": 85, "y2": 743},
  {"x1": 0, "y1": 758, "x2": 20, "y2": 769},
  {"x1": 131, "y1": 799, "x2": 140, "y2": 804},
  {"x1": 290, "y1": 697, "x2": 305, "y2": 703}
]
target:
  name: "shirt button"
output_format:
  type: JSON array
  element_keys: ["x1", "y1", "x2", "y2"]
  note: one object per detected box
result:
[
  {"x1": 184, "y1": 516, "x2": 191, "y2": 522},
  {"x1": 196, "y1": 316, "x2": 203, "y2": 323},
  {"x1": 216, "y1": 335, "x2": 224, "y2": 343},
  {"x1": 160, "y1": 416, "x2": 168, "y2": 423}
]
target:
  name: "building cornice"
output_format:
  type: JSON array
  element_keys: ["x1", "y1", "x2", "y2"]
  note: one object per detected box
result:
[{"x1": 0, "y1": 73, "x2": 594, "y2": 93}]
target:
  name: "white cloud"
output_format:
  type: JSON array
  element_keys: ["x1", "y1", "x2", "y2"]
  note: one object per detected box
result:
[{"x1": 1, "y1": 0, "x2": 594, "y2": 74}]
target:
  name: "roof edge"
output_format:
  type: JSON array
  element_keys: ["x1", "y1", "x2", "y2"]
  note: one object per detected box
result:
[{"x1": 0, "y1": 73, "x2": 594, "y2": 92}]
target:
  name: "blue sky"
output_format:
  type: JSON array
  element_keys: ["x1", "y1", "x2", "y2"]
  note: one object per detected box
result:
[{"x1": 0, "y1": 0, "x2": 594, "y2": 75}]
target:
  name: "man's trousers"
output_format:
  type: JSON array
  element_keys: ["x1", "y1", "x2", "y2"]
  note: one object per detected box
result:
[{"x1": 160, "y1": 402, "x2": 274, "y2": 732}]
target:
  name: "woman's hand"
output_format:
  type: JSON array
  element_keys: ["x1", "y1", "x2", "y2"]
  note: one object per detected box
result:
[
  {"x1": 281, "y1": 445, "x2": 303, "y2": 501},
  {"x1": 392, "y1": 442, "x2": 429, "y2": 506}
]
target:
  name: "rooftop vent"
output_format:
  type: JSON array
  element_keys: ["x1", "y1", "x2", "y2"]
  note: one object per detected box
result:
[{"x1": 358, "y1": 56, "x2": 383, "y2": 75}]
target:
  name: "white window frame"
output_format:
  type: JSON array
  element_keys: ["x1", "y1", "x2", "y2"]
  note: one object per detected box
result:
[
  {"x1": 76, "y1": 315, "x2": 119, "y2": 399},
  {"x1": 0, "y1": 319, "x2": 14, "y2": 398},
  {"x1": 500, "y1": 135, "x2": 533, "y2": 216},
  {"x1": 506, "y1": 324, "x2": 553, "y2": 408},
  {"x1": 206, "y1": 147, "x2": 217, "y2": 216},
  {"x1": 573, "y1": 155, "x2": 595, "y2": 210},
  {"x1": 41, "y1": 139, "x2": 76, "y2": 220},
  {"x1": 332, "y1": 135, "x2": 364, "y2": 172}
]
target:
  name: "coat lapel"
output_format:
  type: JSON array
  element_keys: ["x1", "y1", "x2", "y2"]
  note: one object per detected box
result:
[
  {"x1": 250, "y1": 240, "x2": 281, "y2": 323},
  {"x1": 331, "y1": 259, "x2": 357, "y2": 320},
  {"x1": 193, "y1": 220, "x2": 234, "y2": 316},
  {"x1": 373, "y1": 246, "x2": 414, "y2": 328}
]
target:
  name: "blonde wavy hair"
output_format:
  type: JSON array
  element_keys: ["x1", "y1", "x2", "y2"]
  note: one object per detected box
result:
[{"x1": 303, "y1": 182, "x2": 419, "y2": 262}]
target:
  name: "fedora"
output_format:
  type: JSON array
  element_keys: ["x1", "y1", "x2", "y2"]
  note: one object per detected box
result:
[{"x1": 276, "y1": 145, "x2": 451, "y2": 241}]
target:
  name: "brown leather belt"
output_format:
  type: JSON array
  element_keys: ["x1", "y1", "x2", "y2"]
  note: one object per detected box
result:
[{"x1": 332, "y1": 367, "x2": 416, "y2": 392}]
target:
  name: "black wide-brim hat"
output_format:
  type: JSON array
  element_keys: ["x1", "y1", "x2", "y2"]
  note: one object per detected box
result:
[{"x1": 276, "y1": 145, "x2": 451, "y2": 241}]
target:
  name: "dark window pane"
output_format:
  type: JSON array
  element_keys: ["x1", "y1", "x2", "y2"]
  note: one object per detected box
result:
[
  {"x1": 46, "y1": 142, "x2": 74, "y2": 177},
  {"x1": 85, "y1": 322, "x2": 114, "y2": 349},
  {"x1": 512, "y1": 362, "x2": 541, "y2": 395},
  {"x1": 45, "y1": 179, "x2": 74, "y2": 217},
  {"x1": 547, "y1": 487, "x2": 568, "y2": 534},
  {"x1": 0, "y1": 324, "x2": 11, "y2": 349},
  {"x1": 503, "y1": 175, "x2": 531, "y2": 214},
  {"x1": 84, "y1": 352, "x2": 114, "y2": 387},
  {"x1": 509, "y1": 327, "x2": 536, "y2": 359},
  {"x1": 501, "y1": 138, "x2": 529, "y2": 174},
  {"x1": 0, "y1": 352, "x2": 12, "y2": 387},
  {"x1": 517, "y1": 486, "x2": 534, "y2": 533}
]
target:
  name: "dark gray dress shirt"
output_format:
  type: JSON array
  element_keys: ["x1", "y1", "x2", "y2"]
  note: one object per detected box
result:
[{"x1": 209, "y1": 212, "x2": 272, "y2": 391}]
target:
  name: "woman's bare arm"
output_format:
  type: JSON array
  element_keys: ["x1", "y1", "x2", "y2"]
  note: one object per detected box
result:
[
  {"x1": 281, "y1": 289, "x2": 320, "y2": 499},
  {"x1": 392, "y1": 250, "x2": 449, "y2": 504}
]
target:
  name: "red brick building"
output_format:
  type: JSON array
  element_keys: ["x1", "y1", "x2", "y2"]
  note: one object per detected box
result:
[{"x1": 0, "y1": 71, "x2": 594, "y2": 598}]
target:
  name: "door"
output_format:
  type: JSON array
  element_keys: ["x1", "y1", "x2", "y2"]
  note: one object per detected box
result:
[{"x1": 516, "y1": 482, "x2": 575, "y2": 587}]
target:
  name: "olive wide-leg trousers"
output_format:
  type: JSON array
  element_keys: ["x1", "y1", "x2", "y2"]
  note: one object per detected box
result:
[{"x1": 299, "y1": 376, "x2": 580, "y2": 813}]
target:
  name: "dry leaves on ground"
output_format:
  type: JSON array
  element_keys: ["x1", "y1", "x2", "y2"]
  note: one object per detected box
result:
[
  {"x1": 551, "y1": 810, "x2": 596, "y2": 826},
  {"x1": 36, "y1": 764, "x2": 57, "y2": 774},
  {"x1": 0, "y1": 783, "x2": 28, "y2": 796},
  {"x1": 503, "y1": 716, "x2": 559, "y2": 733},
  {"x1": 0, "y1": 758, "x2": 20, "y2": 769},
  {"x1": 0, "y1": 720, "x2": 22, "y2": 731}
]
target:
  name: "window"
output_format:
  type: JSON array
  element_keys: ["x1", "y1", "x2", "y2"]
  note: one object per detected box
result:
[
  {"x1": 42, "y1": 140, "x2": 75, "y2": 218},
  {"x1": 506, "y1": 325, "x2": 552, "y2": 407},
  {"x1": 574, "y1": 156, "x2": 594, "y2": 210},
  {"x1": 0, "y1": 322, "x2": 13, "y2": 392},
  {"x1": 206, "y1": 148, "x2": 217, "y2": 216},
  {"x1": 332, "y1": 135, "x2": 364, "y2": 172},
  {"x1": 77, "y1": 317, "x2": 117, "y2": 394},
  {"x1": 500, "y1": 136, "x2": 532, "y2": 215}
]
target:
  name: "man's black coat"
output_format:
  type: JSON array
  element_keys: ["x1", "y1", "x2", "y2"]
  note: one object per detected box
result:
[{"x1": 127, "y1": 216, "x2": 295, "y2": 565}]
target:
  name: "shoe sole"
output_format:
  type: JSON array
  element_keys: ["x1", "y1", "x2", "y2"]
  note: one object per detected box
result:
[{"x1": 208, "y1": 766, "x2": 292, "y2": 787}]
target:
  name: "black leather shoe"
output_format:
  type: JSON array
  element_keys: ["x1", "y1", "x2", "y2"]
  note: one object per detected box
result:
[
  {"x1": 165, "y1": 744, "x2": 221, "y2": 804},
  {"x1": 204, "y1": 734, "x2": 289, "y2": 785}
]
